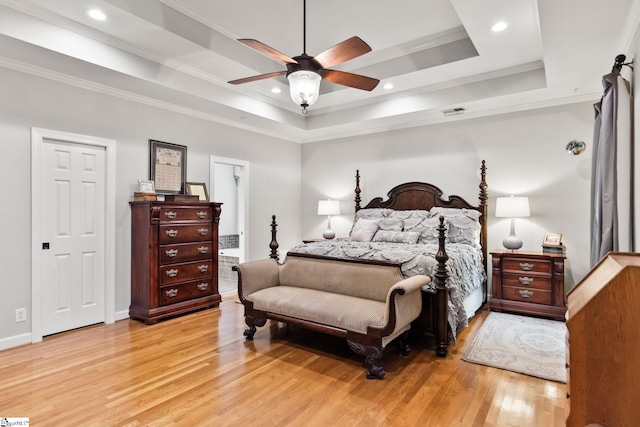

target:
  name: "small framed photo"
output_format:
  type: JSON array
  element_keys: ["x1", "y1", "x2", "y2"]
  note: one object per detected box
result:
[
  {"x1": 186, "y1": 182, "x2": 209, "y2": 202},
  {"x1": 542, "y1": 233, "x2": 563, "y2": 246},
  {"x1": 137, "y1": 179, "x2": 155, "y2": 193}
]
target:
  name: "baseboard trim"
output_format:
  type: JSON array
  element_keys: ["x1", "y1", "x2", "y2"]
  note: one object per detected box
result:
[
  {"x1": 115, "y1": 310, "x2": 130, "y2": 321},
  {"x1": 0, "y1": 332, "x2": 32, "y2": 351}
]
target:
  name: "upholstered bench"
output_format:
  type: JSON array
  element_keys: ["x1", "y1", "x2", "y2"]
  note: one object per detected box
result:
[{"x1": 232, "y1": 252, "x2": 430, "y2": 379}]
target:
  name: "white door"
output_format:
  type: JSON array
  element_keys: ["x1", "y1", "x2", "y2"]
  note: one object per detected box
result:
[{"x1": 40, "y1": 139, "x2": 106, "y2": 335}]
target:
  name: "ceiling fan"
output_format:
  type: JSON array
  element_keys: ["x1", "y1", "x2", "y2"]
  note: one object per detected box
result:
[{"x1": 228, "y1": 0, "x2": 380, "y2": 114}]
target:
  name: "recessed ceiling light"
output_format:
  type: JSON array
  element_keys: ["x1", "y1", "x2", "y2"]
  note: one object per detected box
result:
[
  {"x1": 86, "y1": 8, "x2": 107, "y2": 21},
  {"x1": 271, "y1": 87, "x2": 281, "y2": 94},
  {"x1": 492, "y1": 22, "x2": 507, "y2": 32},
  {"x1": 383, "y1": 83, "x2": 394, "y2": 90}
]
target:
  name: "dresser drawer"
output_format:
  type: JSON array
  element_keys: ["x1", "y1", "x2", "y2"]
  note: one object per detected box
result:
[
  {"x1": 159, "y1": 224, "x2": 213, "y2": 244},
  {"x1": 501, "y1": 273, "x2": 552, "y2": 290},
  {"x1": 502, "y1": 286, "x2": 552, "y2": 305},
  {"x1": 159, "y1": 278, "x2": 214, "y2": 306},
  {"x1": 160, "y1": 242, "x2": 213, "y2": 264},
  {"x1": 502, "y1": 258, "x2": 552, "y2": 275},
  {"x1": 160, "y1": 260, "x2": 214, "y2": 285},
  {"x1": 159, "y1": 206, "x2": 212, "y2": 223}
]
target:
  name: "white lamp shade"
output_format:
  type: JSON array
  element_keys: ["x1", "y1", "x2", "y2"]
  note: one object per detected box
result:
[
  {"x1": 318, "y1": 200, "x2": 340, "y2": 216},
  {"x1": 495, "y1": 196, "x2": 530, "y2": 218},
  {"x1": 288, "y1": 70, "x2": 321, "y2": 107}
]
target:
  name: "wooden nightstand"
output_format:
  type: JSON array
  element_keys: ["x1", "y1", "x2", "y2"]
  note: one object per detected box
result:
[{"x1": 490, "y1": 250, "x2": 566, "y2": 320}]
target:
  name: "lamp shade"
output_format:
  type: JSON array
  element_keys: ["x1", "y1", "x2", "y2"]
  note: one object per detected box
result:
[
  {"x1": 318, "y1": 200, "x2": 340, "y2": 216},
  {"x1": 288, "y1": 70, "x2": 321, "y2": 108},
  {"x1": 495, "y1": 196, "x2": 530, "y2": 218}
]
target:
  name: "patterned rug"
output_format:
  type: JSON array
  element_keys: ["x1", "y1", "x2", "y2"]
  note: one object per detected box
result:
[{"x1": 462, "y1": 312, "x2": 567, "y2": 383}]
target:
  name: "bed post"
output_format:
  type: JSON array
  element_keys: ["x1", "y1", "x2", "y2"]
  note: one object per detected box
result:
[
  {"x1": 354, "y1": 169, "x2": 361, "y2": 212},
  {"x1": 269, "y1": 215, "x2": 279, "y2": 262},
  {"x1": 478, "y1": 160, "x2": 488, "y2": 303},
  {"x1": 435, "y1": 215, "x2": 449, "y2": 357}
]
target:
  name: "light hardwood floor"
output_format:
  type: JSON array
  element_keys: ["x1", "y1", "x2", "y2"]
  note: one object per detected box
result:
[{"x1": 0, "y1": 298, "x2": 566, "y2": 426}]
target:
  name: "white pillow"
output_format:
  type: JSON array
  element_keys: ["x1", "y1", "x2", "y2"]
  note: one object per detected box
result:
[{"x1": 349, "y1": 218, "x2": 380, "y2": 242}]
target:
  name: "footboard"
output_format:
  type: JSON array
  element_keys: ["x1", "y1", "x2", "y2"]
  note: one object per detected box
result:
[{"x1": 267, "y1": 214, "x2": 451, "y2": 356}]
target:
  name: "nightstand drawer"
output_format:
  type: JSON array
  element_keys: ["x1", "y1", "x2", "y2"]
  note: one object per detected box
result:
[
  {"x1": 502, "y1": 273, "x2": 552, "y2": 290},
  {"x1": 502, "y1": 258, "x2": 552, "y2": 274},
  {"x1": 502, "y1": 286, "x2": 552, "y2": 305}
]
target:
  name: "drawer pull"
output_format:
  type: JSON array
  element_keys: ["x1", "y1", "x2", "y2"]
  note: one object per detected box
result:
[
  {"x1": 518, "y1": 276, "x2": 534, "y2": 285},
  {"x1": 165, "y1": 249, "x2": 178, "y2": 257},
  {"x1": 197, "y1": 211, "x2": 207, "y2": 219},
  {"x1": 164, "y1": 211, "x2": 177, "y2": 219},
  {"x1": 519, "y1": 262, "x2": 534, "y2": 271},
  {"x1": 198, "y1": 228, "x2": 208, "y2": 236},
  {"x1": 518, "y1": 290, "x2": 534, "y2": 298},
  {"x1": 198, "y1": 246, "x2": 208, "y2": 254},
  {"x1": 197, "y1": 283, "x2": 209, "y2": 291},
  {"x1": 165, "y1": 289, "x2": 178, "y2": 298},
  {"x1": 166, "y1": 269, "x2": 179, "y2": 277},
  {"x1": 198, "y1": 264, "x2": 209, "y2": 273},
  {"x1": 165, "y1": 229, "x2": 178, "y2": 238}
]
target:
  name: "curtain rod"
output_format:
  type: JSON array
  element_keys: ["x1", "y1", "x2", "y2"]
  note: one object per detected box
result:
[{"x1": 613, "y1": 54, "x2": 634, "y2": 72}]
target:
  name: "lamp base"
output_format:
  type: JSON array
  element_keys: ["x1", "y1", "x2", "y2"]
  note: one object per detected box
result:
[
  {"x1": 323, "y1": 229, "x2": 336, "y2": 240},
  {"x1": 502, "y1": 235, "x2": 523, "y2": 251}
]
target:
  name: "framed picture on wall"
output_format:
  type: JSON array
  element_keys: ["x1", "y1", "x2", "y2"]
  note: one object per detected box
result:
[
  {"x1": 149, "y1": 139, "x2": 187, "y2": 194},
  {"x1": 186, "y1": 182, "x2": 209, "y2": 201}
]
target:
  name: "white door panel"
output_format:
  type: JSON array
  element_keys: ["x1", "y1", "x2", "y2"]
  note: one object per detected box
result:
[{"x1": 41, "y1": 140, "x2": 106, "y2": 335}]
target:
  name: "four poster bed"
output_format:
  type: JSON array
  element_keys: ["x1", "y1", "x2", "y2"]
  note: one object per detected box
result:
[{"x1": 268, "y1": 160, "x2": 489, "y2": 356}]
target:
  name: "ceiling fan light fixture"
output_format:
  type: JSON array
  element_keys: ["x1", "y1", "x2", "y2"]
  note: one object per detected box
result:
[{"x1": 287, "y1": 70, "x2": 321, "y2": 113}]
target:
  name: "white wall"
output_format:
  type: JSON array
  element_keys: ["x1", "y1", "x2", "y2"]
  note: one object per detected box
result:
[
  {"x1": 301, "y1": 102, "x2": 595, "y2": 291},
  {"x1": 0, "y1": 67, "x2": 301, "y2": 345}
]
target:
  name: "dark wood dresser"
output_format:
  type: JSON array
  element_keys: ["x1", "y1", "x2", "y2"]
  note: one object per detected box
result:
[
  {"x1": 489, "y1": 250, "x2": 566, "y2": 320},
  {"x1": 130, "y1": 201, "x2": 222, "y2": 324}
]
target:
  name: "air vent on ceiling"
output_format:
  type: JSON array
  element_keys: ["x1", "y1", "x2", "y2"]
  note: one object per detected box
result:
[{"x1": 443, "y1": 107, "x2": 465, "y2": 117}]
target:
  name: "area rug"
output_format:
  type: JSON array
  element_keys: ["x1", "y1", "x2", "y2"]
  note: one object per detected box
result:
[{"x1": 462, "y1": 312, "x2": 567, "y2": 383}]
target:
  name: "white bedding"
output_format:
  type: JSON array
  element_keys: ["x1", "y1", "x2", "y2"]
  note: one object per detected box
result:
[{"x1": 288, "y1": 239, "x2": 486, "y2": 338}]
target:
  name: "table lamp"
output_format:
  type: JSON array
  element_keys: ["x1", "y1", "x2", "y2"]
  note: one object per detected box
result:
[
  {"x1": 318, "y1": 199, "x2": 340, "y2": 239},
  {"x1": 495, "y1": 195, "x2": 530, "y2": 250}
]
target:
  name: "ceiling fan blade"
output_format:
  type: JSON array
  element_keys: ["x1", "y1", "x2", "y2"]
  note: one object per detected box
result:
[
  {"x1": 322, "y1": 69, "x2": 379, "y2": 91},
  {"x1": 314, "y1": 36, "x2": 372, "y2": 68},
  {"x1": 238, "y1": 39, "x2": 298, "y2": 64},
  {"x1": 228, "y1": 71, "x2": 287, "y2": 85}
]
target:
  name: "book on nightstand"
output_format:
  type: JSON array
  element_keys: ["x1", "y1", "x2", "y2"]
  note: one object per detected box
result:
[
  {"x1": 133, "y1": 192, "x2": 157, "y2": 201},
  {"x1": 542, "y1": 244, "x2": 566, "y2": 254}
]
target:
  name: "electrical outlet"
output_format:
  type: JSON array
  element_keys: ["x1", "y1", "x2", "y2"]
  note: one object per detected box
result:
[{"x1": 15, "y1": 308, "x2": 26, "y2": 323}]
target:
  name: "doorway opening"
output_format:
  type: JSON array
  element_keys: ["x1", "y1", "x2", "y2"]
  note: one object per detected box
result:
[{"x1": 210, "y1": 156, "x2": 249, "y2": 295}]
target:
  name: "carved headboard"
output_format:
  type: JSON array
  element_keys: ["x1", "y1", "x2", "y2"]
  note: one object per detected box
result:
[{"x1": 354, "y1": 160, "x2": 489, "y2": 272}]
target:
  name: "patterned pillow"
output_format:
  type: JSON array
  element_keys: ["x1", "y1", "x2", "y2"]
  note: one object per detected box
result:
[
  {"x1": 349, "y1": 209, "x2": 393, "y2": 236},
  {"x1": 377, "y1": 218, "x2": 404, "y2": 232},
  {"x1": 429, "y1": 207, "x2": 482, "y2": 247},
  {"x1": 349, "y1": 218, "x2": 380, "y2": 242},
  {"x1": 372, "y1": 230, "x2": 420, "y2": 244},
  {"x1": 447, "y1": 216, "x2": 481, "y2": 247},
  {"x1": 388, "y1": 210, "x2": 431, "y2": 220},
  {"x1": 403, "y1": 217, "x2": 445, "y2": 244}
]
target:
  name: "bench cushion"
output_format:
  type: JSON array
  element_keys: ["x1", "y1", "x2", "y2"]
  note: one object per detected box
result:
[
  {"x1": 248, "y1": 286, "x2": 387, "y2": 334},
  {"x1": 278, "y1": 256, "x2": 405, "y2": 302}
]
